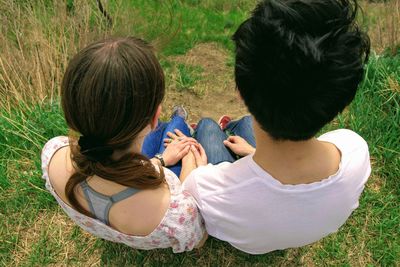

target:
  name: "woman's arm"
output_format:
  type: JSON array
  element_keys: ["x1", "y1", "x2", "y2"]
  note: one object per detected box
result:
[
  {"x1": 179, "y1": 145, "x2": 207, "y2": 182},
  {"x1": 151, "y1": 135, "x2": 197, "y2": 168},
  {"x1": 179, "y1": 150, "x2": 197, "y2": 182}
]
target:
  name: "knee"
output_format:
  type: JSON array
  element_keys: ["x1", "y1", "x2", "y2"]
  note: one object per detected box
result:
[
  {"x1": 238, "y1": 115, "x2": 253, "y2": 129},
  {"x1": 197, "y1": 118, "x2": 220, "y2": 132},
  {"x1": 241, "y1": 115, "x2": 252, "y2": 123}
]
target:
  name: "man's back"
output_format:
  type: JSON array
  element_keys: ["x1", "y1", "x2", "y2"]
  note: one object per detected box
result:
[{"x1": 184, "y1": 130, "x2": 370, "y2": 254}]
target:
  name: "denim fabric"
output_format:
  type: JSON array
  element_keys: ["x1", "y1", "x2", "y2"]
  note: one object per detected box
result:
[
  {"x1": 195, "y1": 116, "x2": 255, "y2": 164},
  {"x1": 141, "y1": 115, "x2": 190, "y2": 176},
  {"x1": 225, "y1": 115, "x2": 256, "y2": 147},
  {"x1": 195, "y1": 118, "x2": 236, "y2": 164}
]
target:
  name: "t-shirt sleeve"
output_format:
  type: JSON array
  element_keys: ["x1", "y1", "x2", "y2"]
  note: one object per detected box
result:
[
  {"x1": 182, "y1": 170, "x2": 204, "y2": 209},
  {"x1": 318, "y1": 129, "x2": 369, "y2": 154},
  {"x1": 318, "y1": 129, "x2": 371, "y2": 207},
  {"x1": 182, "y1": 167, "x2": 221, "y2": 238}
]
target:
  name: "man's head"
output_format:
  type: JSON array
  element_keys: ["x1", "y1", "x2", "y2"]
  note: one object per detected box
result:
[{"x1": 233, "y1": 0, "x2": 370, "y2": 141}]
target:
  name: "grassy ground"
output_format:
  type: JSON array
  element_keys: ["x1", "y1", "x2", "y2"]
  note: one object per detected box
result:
[{"x1": 0, "y1": 0, "x2": 399, "y2": 266}]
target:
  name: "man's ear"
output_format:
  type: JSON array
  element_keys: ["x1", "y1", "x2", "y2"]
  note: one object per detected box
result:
[{"x1": 151, "y1": 105, "x2": 162, "y2": 130}]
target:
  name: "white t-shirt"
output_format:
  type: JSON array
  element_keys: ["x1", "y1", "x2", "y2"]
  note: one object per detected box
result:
[{"x1": 183, "y1": 129, "x2": 371, "y2": 254}]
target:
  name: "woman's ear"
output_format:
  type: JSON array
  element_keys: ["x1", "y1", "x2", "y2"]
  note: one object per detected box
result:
[{"x1": 151, "y1": 105, "x2": 162, "y2": 130}]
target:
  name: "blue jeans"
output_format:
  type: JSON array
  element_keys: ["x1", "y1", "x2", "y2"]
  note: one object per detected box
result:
[
  {"x1": 141, "y1": 115, "x2": 190, "y2": 176},
  {"x1": 195, "y1": 116, "x2": 256, "y2": 164}
]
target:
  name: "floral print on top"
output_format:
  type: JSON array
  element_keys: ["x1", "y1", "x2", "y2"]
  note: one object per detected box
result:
[{"x1": 41, "y1": 136, "x2": 205, "y2": 253}]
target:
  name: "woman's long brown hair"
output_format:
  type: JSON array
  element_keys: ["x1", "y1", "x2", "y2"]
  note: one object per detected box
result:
[{"x1": 61, "y1": 37, "x2": 165, "y2": 216}]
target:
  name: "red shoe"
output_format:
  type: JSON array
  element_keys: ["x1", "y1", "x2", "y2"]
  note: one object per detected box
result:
[
  {"x1": 190, "y1": 123, "x2": 197, "y2": 130},
  {"x1": 218, "y1": 115, "x2": 232, "y2": 130},
  {"x1": 188, "y1": 123, "x2": 197, "y2": 136}
]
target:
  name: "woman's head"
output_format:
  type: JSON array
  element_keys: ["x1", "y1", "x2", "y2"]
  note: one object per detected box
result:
[
  {"x1": 62, "y1": 37, "x2": 165, "y2": 159},
  {"x1": 61, "y1": 37, "x2": 165, "y2": 215}
]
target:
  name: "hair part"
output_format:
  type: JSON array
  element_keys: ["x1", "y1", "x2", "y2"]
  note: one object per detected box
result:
[
  {"x1": 233, "y1": 0, "x2": 370, "y2": 141},
  {"x1": 61, "y1": 37, "x2": 165, "y2": 216}
]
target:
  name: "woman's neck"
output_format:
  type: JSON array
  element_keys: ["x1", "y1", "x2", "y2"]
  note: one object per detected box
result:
[{"x1": 112, "y1": 125, "x2": 151, "y2": 160}]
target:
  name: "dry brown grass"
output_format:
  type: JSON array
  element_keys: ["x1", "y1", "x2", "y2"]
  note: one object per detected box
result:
[
  {"x1": 0, "y1": 0, "x2": 111, "y2": 112},
  {"x1": 11, "y1": 210, "x2": 99, "y2": 266},
  {"x1": 387, "y1": 75, "x2": 400, "y2": 93},
  {"x1": 367, "y1": 174, "x2": 385, "y2": 193},
  {"x1": 361, "y1": 0, "x2": 400, "y2": 54},
  {"x1": 0, "y1": 0, "x2": 398, "y2": 114}
]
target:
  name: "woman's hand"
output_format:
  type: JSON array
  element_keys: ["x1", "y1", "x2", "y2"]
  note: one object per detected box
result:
[
  {"x1": 163, "y1": 129, "x2": 196, "y2": 147},
  {"x1": 223, "y1": 136, "x2": 255, "y2": 157},
  {"x1": 180, "y1": 143, "x2": 207, "y2": 182},
  {"x1": 190, "y1": 144, "x2": 207, "y2": 166},
  {"x1": 182, "y1": 149, "x2": 196, "y2": 167},
  {"x1": 162, "y1": 129, "x2": 198, "y2": 166}
]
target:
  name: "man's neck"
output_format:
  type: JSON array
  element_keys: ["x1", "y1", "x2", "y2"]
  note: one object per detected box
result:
[{"x1": 252, "y1": 121, "x2": 340, "y2": 185}]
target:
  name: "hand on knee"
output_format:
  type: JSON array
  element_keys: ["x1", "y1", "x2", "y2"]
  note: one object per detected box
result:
[{"x1": 223, "y1": 136, "x2": 255, "y2": 157}]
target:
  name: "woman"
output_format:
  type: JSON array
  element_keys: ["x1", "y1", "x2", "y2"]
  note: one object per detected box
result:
[{"x1": 41, "y1": 37, "x2": 207, "y2": 252}]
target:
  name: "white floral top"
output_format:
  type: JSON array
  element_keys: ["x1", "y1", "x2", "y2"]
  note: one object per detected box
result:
[{"x1": 41, "y1": 136, "x2": 205, "y2": 253}]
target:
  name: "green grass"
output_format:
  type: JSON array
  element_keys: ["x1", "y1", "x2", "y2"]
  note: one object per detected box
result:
[
  {"x1": 0, "y1": 0, "x2": 399, "y2": 266},
  {"x1": 106, "y1": 0, "x2": 254, "y2": 55},
  {"x1": 175, "y1": 63, "x2": 204, "y2": 93}
]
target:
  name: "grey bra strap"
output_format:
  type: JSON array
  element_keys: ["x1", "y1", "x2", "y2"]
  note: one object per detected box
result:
[
  {"x1": 111, "y1": 187, "x2": 140, "y2": 202},
  {"x1": 80, "y1": 180, "x2": 140, "y2": 225},
  {"x1": 80, "y1": 180, "x2": 97, "y2": 216}
]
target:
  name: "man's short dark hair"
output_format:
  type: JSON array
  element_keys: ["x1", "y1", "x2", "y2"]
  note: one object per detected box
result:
[{"x1": 233, "y1": 0, "x2": 370, "y2": 141}]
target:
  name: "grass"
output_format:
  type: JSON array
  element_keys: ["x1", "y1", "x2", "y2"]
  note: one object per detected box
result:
[
  {"x1": 175, "y1": 64, "x2": 204, "y2": 94},
  {"x1": 0, "y1": 0, "x2": 399, "y2": 266},
  {"x1": 361, "y1": 0, "x2": 400, "y2": 54}
]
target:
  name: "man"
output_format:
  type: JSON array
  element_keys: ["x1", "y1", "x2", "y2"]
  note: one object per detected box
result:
[{"x1": 183, "y1": 0, "x2": 371, "y2": 254}]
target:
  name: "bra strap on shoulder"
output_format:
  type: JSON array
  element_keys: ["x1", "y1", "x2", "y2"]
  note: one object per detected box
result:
[{"x1": 111, "y1": 188, "x2": 140, "y2": 203}]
